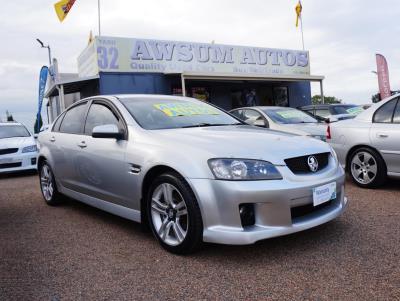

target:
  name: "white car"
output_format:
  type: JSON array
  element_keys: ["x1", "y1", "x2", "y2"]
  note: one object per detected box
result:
[
  {"x1": 230, "y1": 106, "x2": 328, "y2": 141},
  {"x1": 0, "y1": 122, "x2": 38, "y2": 173}
]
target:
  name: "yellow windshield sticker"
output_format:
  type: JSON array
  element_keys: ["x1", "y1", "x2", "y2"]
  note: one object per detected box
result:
[
  {"x1": 276, "y1": 110, "x2": 304, "y2": 119},
  {"x1": 154, "y1": 103, "x2": 220, "y2": 117}
]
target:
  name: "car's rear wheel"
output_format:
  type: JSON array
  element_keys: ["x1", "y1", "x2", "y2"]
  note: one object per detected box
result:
[
  {"x1": 146, "y1": 172, "x2": 203, "y2": 254},
  {"x1": 39, "y1": 161, "x2": 63, "y2": 205},
  {"x1": 349, "y1": 147, "x2": 386, "y2": 188}
]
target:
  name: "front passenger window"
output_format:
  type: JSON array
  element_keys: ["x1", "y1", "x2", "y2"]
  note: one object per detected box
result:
[{"x1": 85, "y1": 103, "x2": 120, "y2": 135}]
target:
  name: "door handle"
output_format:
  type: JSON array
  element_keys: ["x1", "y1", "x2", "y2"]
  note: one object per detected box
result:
[
  {"x1": 77, "y1": 141, "x2": 87, "y2": 148},
  {"x1": 377, "y1": 133, "x2": 389, "y2": 138},
  {"x1": 50, "y1": 136, "x2": 56, "y2": 142}
]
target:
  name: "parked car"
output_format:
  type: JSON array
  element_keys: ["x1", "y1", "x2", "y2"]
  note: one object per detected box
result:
[
  {"x1": 327, "y1": 95, "x2": 400, "y2": 188},
  {"x1": 299, "y1": 104, "x2": 364, "y2": 122},
  {"x1": 230, "y1": 106, "x2": 327, "y2": 141},
  {"x1": 0, "y1": 122, "x2": 38, "y2": 173},
  {"x1": 38, "y1": 95, "x2": 347, "y2": 254}
]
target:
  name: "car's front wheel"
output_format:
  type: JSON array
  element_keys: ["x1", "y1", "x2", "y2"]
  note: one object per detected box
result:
[
  {"x1": 349, "y1": 147, "x2": 386, "y2": 188},
  {"x1": 146, "y1": 172, "x2": 203, "y2": 254},
  {"x1": 39, "y1": 161, "x2": 63, "y2": 205}
]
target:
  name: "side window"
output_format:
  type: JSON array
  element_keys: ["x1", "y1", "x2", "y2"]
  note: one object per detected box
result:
[
  {"x1": 59, "y1": 103, "x2": 88, "y2": 134},
  {"x1": 393, "y1": 100, "x2": 400, "y2": 123},
  {"x1": 244, "y1": 110, "x2": 267, "y2": 127},
  {"x1": 373, "y1": 99, "x2": 398, "y2": 123},
  {"x1": 52, "y1": 112, "x2": 65, "y2": 132},
  {"x1": 84, "y1": 103, "x2": 120, "y2": 135},
  {"x1": 230, "y1": 110, "x2": 244, "y2": 120}
]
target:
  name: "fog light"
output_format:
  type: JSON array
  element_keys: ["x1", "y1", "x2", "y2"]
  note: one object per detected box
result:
[
  {"x1": 31, "y1": 158, "x2": 37, "y2": 165},
  {"x1": 239, "y1": 204, "x2": 255, "y2": 227}
]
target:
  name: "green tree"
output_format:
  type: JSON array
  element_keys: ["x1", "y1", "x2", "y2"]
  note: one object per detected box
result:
[{"x1": 311, "y1": 95, "x2": 342, "y2": 105}]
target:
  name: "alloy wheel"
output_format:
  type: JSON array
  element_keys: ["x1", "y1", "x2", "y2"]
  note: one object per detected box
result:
[
  {"x1": 351, "y1": 151, "x2": 378, "y2": 185},
  {"x1": 150, "y1": 183, "x2": 189, "y2": 246},
  {"x1": 40, "y1": 164, "x2": 54, "y2": 201}
]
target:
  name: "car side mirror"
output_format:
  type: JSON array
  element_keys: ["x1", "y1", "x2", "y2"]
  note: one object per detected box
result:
[
  {"x1": 92, "y1": 124, "x2": 124, "y2": 139},
  {"x1": 326, "y1": 117, "x2": 339, "y2": 123},
  {"x1": 253, "y1": 119, "x2": 267, "y2": 128}
]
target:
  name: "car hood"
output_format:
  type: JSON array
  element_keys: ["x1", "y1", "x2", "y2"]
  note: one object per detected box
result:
[
  {"x1": 282, "y1": 123, "x2": 327, "y2": 136},
  {"x1": 147, "y1": 125, "x2": 331, "y2": 165},
  {"x1": 0, "y1": 136, "x2": 35, "y2": 149}
]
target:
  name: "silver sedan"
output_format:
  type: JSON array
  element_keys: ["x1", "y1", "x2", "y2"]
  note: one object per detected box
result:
[
  {"x1": 328, "y1": 95, "x2": 400, "y2": 188},
  {"x1": 38, "y1": 95, "x2": 347, "y2": 254}
]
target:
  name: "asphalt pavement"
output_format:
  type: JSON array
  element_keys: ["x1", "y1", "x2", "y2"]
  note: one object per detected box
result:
[{"x1": 0, "y1": 172, "x2": 399, "y2": 300}]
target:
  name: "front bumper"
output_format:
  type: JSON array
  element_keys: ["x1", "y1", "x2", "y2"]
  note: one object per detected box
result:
[
  {"x1": 188, "y1": 165, "x2": 347, "y2": 245},
  {"x1": 0, "y1": 152, "x2": 38, "y2": 173}
]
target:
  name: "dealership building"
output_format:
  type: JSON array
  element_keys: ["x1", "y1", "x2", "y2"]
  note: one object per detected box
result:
[{"x1": 45, "y1": 36, "x2": 325, "y2": 121}]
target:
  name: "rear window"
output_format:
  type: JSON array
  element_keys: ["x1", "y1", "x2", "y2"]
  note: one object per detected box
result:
[
  {"x1": 0, "y1": 125, "x2": 30, "y2": 139},
  {"x1": 331, "y1": 105, "x2": 362, "y2": 115}
]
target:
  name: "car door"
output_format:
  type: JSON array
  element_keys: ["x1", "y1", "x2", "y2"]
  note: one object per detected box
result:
[
  {"x1": 370, "y1": 97, "x2": 400, "y2": 173},
  {"x1": 52, "y1": 102, "x2": 89, "y2": 191},
  {"x1": 76, "y1": 99, "x2": 134, "y2": 208}
]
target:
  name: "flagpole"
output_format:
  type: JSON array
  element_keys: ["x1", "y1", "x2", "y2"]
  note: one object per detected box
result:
[
  {"x1": 300, "y1": 16, "x2": 305, "y2": 50},
  {"x1": 98, "y1": 0, "x2": 101, "y2": 36}
]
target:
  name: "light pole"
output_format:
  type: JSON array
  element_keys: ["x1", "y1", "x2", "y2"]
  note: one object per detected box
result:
[{"x1": 36, "y1": 38, "x2": 52, "y2": 67}]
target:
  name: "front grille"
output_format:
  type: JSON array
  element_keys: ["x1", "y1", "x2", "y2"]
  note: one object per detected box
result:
[
  {"x1": 285, "y1": 152, "x2": 330, "y2": 174},
  {"x1": 0, "y1": 148, "x2": 18, "y2": 155},
  {"x1": 0, "y1": 162, "x2": 22, "y2": 169},
  {"x1": 291, "y1": 200, "x2": 334, "y2": 220}
]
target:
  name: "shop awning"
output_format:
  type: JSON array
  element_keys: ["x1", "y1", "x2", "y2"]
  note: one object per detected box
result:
[
  {"x1": 176, "y1": 71, "x2": 324, "y2": 82},
  {"x1": 45, "y1": 75, "x2": 99, "y2": 98}
]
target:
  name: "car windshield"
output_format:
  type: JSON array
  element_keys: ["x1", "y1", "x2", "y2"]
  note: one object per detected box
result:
[
  {"x1": 262, "y1": 108, "x2": 318, "y2": 124},
  {"x1": 121, "y1": 98, "x2": 242, "y2": 130},
  {"x1": 331, "y1": 105, "x2": 363, "y2": 115},
  {"x1": 0, "y1": 125, "x2": 30, "y2": 139}
]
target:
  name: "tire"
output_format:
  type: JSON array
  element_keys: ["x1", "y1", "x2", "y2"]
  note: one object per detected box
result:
[
  {"x1": 146, "y1": 172, "x2": 203, "y2": 254},
  {"x1": 39, "y1": 161, "x2": 64, "y2": 206},
  {"x1": 348, "y1": 147, "x2": 387, "y2": 188}
]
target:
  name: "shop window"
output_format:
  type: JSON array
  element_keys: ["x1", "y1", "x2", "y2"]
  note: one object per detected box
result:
[{"x1": 273, "y1": 87, "x2": 289, "y2": 107}]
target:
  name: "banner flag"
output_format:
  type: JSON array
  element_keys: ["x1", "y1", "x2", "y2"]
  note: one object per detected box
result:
[
  {"x1": 295, "y1": 1, "x2": 302, "y2": 27},
  {"x1": 54, "y1": 0, "x2": 76, "y2": 22},
  {"x1": 376, "y1": 54, "x2": 391, "y2": 100},
  {"x1": 36, "y1": 66, "x2": 48, "y2": 133}
]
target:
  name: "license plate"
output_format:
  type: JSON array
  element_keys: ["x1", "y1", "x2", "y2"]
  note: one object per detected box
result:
[{"x1": 313, "y1": 182, "x2": 336, "y2": 206}]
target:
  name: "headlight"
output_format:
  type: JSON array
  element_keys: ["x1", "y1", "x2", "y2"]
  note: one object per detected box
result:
[
  {"x1": 22, "y1": 145, "x2": 38, "y2": 153},
  {"x1": 208, "y1": 159, "x2": 282, "y2": 180}
]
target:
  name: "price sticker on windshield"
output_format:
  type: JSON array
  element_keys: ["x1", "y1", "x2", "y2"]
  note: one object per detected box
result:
[
  {"x1": 154, "y1": 103, "x2": 220, "y2": 117},
  {"x1": 346, "y1": 107, "x2": 363, "y2": 115}
]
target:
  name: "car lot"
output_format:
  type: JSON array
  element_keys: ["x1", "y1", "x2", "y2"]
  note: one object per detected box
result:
[{"x1": 0, "y1": 173, "x2": 399, "y2": 300}]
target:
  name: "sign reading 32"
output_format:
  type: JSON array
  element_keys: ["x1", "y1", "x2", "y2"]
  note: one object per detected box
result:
[{"x1": 97, "y1": 46, "x2": 119, "y2": 69}]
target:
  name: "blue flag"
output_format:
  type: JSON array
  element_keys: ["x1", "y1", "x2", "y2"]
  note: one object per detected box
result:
[{"x1": 36, "y1": 66, "x2": 48, "y2": 133}]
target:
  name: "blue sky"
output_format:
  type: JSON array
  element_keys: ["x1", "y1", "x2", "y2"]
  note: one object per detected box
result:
[{"x1": 0, "y1": 0, "x2": 399, "y2": 117}]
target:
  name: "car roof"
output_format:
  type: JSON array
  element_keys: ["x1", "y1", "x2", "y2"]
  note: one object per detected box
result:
[
  {"x1": 231, "y1": 106, "x2": 297, "y2": 111},
  {"x1": 0, "y1": 122, "x2": 23, "y2": 126}
]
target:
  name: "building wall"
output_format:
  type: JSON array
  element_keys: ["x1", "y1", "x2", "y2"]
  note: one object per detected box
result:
[
  {"x1": 99, "y1": 72, "x2": 171, "y2": 95},
  {"x1": 287, "y1": 81, "x2": 312, "y2": 108}
]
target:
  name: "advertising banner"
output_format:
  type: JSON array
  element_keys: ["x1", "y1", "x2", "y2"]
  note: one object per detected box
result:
[
  {"x1": 78, "y1": 36, "x2": 310, "y2": 78},
  {"x1": 376, "y1": 54, "x2": 391, "y2": 100},
  {"x1": 36, "y1": 66, "x2": 48, "y2": 132}
]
